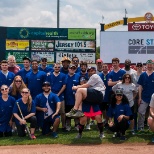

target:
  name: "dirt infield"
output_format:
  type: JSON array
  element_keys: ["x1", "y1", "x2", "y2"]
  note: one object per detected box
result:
[{"x1": 0, "y1": 143, "x2": 154, "y2": 154}]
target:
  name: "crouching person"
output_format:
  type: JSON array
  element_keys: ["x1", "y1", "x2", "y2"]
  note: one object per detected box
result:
[
  {"x1": 107, "y1": 89, "x2": 132, "y2": 141},
  {"x1": 148, "y1": 94, "x2": 154, "y2": 143},
  {"x1": 13, "y1": 88, "x2": 37, "y2": 139},
  {"x1": 35, "y1": 82, "x2": 61, "y2": 138}
]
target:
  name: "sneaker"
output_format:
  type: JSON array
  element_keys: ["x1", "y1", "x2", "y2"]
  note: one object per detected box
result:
[
  {"x1": 75, "y1": 133, "x2": 82, "y2": 139},
  {"x1": 66, "y1": 108, "x2": 77, "y2": 117},
  {"x1": 99, "y1": 133, "x2": 105, "y2": 139},
  {"x1": 90, "y1": 121, "x2": 95, "y2": 126},
  {"x1": 66, "y1": 126, "x2": 71, "y2": 131},
  {"x1": 131, "y1": 130, "x2": 136, "y2": 135},
  {"x1": 112, "y1": 132, "x2": 121, "y2": 138},
  {"x1": 31, "y1": 134, "x2": 36, "y2": 139},
  {"x1": 74, "y1": 125, "x2": 79, "y2": 131},
  {"x1": 52, "y1": 132, "x2": 58, "y2": 138},
  {"x1": 71, "y1": 111, "x2": 84, "y2": 118},
  {"x1": 85, "y1": 124, "x2": 91, "y2": 130},
  {"x1": 137, "y1": 127, "x2": 144, "y2": 134},
  {"x1": 120, "y1": 135, "x2": 126, "y2": 141}
]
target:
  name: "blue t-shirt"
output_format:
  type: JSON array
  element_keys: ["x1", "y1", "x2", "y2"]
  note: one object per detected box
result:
[
  {"x1": 35, "y1": 92, "x2": 60, "y2": 127},
  {"x1": 77, "y1": 72, "x2": 89, "y2": 79},
  {"x1": 137, "y1": 72, "x2": 154, "y2": 103},
  {"x1": 25, "y1": 71, "x2": 47, "y2": 99},
  {"x1": 46, "y1": 72, "x2": 67, "y2": 101},
  {"x1": 38, "y1": 66, "x2": 53, "y2": 74},
  {"x1": 60, "y1": 67, "x2": 69, "y2": 75},
  {"x1": 16, "y1": 68, "x2": 32, "y2": 83},
  {"x1": 99, "y1": 72, "x2": 110, "y2": 102},
  {"x1": 107, "y1": 103, "x2": 132, "y2": 124},
  {"x1": 0, "y1": 71, "x2": 15, "y2": 87},
  {"x1": 13, "y1": 98, "x2": 36, "y2": 125},
  {"x1": 75, "y1": 67, "x2": 81, "y2": 73},
  {"x1": 0, "y1": 96, "x2": 15, "y2": 132},
  {"x1": 64, "y1": 73, "x2": 80, "y2": 105},
  {"x1": 108, "y1": 69, "x2": 126, "y2": 91}
]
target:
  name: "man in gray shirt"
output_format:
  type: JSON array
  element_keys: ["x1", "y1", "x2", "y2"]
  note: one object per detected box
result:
[{"x1": 66, "y1": 66, "x2": 106, "y2": 118}]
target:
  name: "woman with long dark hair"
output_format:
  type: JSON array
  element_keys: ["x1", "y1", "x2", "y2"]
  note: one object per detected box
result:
[
  {"x1": 107, "y1": 89, "x2": 132, "y2": 141},
  {"x1": 13, "y1": 88, "x2": 37, "y2": 139}
]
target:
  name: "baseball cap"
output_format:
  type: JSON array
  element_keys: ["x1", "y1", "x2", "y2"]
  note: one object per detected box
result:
[
  {"x1": 87, "y1": 66, "x2": 96, "y2": 72},
  {"x1": 146, "y1": 59, "x2": 154, "y2": 64},
  {"x1": 96, "y1": 59, "x2": 103, "y2": 63},
  {"x1": 23, "y1": 56, "x2": 31, "y2": 62},
  {"x1": 115, "y1": 89, "x2": 123, "y2": 95},
  {"x1": 61, "y1": 56, "x2": 71, "y2": 63},
  {"x1": 42, "y1": 81, "x2": 50, "y2": 87}
]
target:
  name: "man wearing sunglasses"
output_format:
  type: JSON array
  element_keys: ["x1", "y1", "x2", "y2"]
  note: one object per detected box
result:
[
  {"x1": 39, "y1": 57, "x2": 53, "y2": 74},
  {"x1": 72, "y1": 56, "x2": 81, "y2": 73},
  {"x1": 46, "y1": 63, "x2": 67, "y2": 131},
  {"x1": 0, "y1": 60, "x2": 15, "y2": 87},
  {"x1": 35, "y1": 82, "x2": 61, "y2": 138}
]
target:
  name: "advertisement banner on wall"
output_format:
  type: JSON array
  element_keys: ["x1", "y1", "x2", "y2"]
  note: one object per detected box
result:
[
  {"x1": 6, "y1": 39, "x2": 29, "y2": 51},
  {"x1": 68, "y1": 29, "x2": 96, "y2": 40},
  {"x1": 56, "y1": 52, "x2": 95, "y2": 63},
  {"x1": 100, "y1": 31, "x2": 154, "y2": 63},
  {"x1": 55, "y1": 40, "x2": 95, "y2": 51},
  {"x1": 7, "y1": 28, "x2": 68, "y2": 39},
  {"x1": 5, "y1": 52, "x2": 30, "y2": 63},
  {"x1": 31, "y1": 40, "x2": 54, "y2": 51},
  {"x1": 31, "y1": 52, "x2": 54, "y2": 63}
]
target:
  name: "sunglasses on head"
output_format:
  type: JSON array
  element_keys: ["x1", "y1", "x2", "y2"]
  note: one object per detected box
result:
[
  {"x1": 15, "y1": 80, "x2": 22, "y2": 83},
  {"x1": 1, "y1": 88, "x2": 8, "y2": 91},
  {"x1": 21, "y1": 91, "x2": 29, "y2": 94}
]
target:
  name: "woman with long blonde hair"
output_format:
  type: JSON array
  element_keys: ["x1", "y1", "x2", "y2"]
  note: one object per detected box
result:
[
  {"x1": 9, "y1": 75, "x2": 27, "y2": 100},
  {"x1": 13, "y1": 88, "x2": 37, "y2": 139}
]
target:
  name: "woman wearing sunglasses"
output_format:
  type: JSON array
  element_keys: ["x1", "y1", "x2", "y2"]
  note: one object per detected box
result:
[
  {"x1": 112, "y1": 74, "x2": 137, "y2": 135},
  {"x1": 0, "y1": 85, "x2": 15, "y2": 137},
  {"x1": 107, "y1": 89, "x2": 132, "y2": 141},
  {"x1": 13, "y1": 88, "x2": 37, "y2": 139},
  {"x1": 9, "y1": 75, "x2": 27, "y2": 100}
]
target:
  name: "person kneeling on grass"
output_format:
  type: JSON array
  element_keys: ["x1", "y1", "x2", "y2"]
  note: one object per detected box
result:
[
  {"x1": 35, "y1": 82, "x2": 61, "y2": 138},
  {"x1": 148, "y1": 93, "x2": 154, "y2": 143},
  {"x1": 66, "y1": 66, "x2": 106, "y2": 118},
  {"x1": 13, "y1": 88, "x2": 37, "y2": 139},
  {"x1": 107, "y1": 89, "x2": 132, "y2": 141},
  {"x1": 75, "y1": 76, "x2": 105, "y2": 139}
]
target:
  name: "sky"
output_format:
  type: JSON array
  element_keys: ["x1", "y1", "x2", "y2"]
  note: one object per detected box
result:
[{"x1": 0, "y1": 0, "x2": 153, "y2": 46}]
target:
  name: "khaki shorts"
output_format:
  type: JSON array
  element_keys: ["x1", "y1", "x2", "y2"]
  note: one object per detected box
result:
[{"x1": 59, "y1": 101, "x2": 65, "y2": 114}]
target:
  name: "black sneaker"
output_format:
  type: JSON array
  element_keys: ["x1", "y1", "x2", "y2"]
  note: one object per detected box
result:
[
  {"x1": 112, "y1": 132, "x2": 121, "y2": 138},
  {"x1": 120, "y1": 135, "x2": 127, "y2": 141}
]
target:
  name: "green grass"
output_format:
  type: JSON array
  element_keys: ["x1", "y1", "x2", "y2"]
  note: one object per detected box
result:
[{"x1": 0, "y1": 125, "x2": 154, "y2": 146}]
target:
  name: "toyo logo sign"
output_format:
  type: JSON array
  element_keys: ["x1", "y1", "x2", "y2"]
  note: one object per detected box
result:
[{"x1": 128, "y1": 23, "x2": 154, "y2": 31}]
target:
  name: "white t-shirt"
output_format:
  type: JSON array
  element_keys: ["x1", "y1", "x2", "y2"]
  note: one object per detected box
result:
[{"x1": 44, "y1": 94, "x2": 53, "y2": 119}]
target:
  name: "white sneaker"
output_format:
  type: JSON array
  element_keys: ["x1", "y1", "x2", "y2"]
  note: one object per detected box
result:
[
  {"x1": 85, "y1": 124, "x2": 91, "y2": 130},
  {"x1": 66, "y1": 126, "x2": 71, "y2": 131},
  {"x1": 74, "y1": 126, "x2": 79, "y2": 131},
  {"x1": 99, "y1": 133, "x2": 105, "y2": 139}
]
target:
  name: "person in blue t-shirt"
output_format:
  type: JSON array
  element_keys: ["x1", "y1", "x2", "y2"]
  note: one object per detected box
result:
[
  {"x1": 16, "y1": 57, "x2": 32, "y2": 83},
  {"x1": 46, "y1": 62, "x2": 66, "y2": 131},
  {"x1": 0, "y1": 60, "x2": 15, "y2": 88},
  {"x1": 35, "y1": 82, "x2": 61, "y2": 138},
  {"x1": 71, "y1": 56, "x2": 81, "y2": 73},
  {"x1": 25, "y1": 60, "x2": 47, "y2": 99},
  {"x1": 13, "y1": 88, "x2": 37, "y2": 139},
  {"x1": 60, "y1": 56, "x2": 71, "y2": 74},
  {"x1": 64, "y1": 64, "x2": 80, "y2": 131},
  {"x1": 77, "y1": 61, "x2": 89, "y2": 79},
  {"x1": 0, "y1": 85, "x2": 15, "y2": 137},
  {"x1": 38, "y1": 57, "x2": 53, "y2": 74},
  {"x1": 107, "y1": 89, "x2": 132, "y2": 141}
]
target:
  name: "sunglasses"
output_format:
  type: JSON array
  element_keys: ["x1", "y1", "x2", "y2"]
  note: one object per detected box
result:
[
  {"x1": 15, "y1": 80, "x2": 22, "y2": 83},
  {"x1": 116, "y1": 94, "x2": 123, "y2": 97},
  {"x1": 42, "y1": 60, "x2": 47, "y2": 62},
  {"x1": 21, "y1": 91, "x2": 29, "y2": 94},
  {"x1": 54, "y1": 67, "x2": 60, "y2": 69},
  {"x1": 69, "y1": 67, "x2": 76, "y2": 70},
  {"x1": 73, "y1": 60, "x2": 79, "y2": 63},
  {"x1": 1, "y1": 88, "x2": 8, "y2": 91},
  {"x1": 125, "y1": 77, "x2": 130, "y2": 79}
]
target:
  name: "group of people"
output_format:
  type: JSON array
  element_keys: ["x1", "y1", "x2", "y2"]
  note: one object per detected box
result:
[{"x1": 0, "y1": 54, "x2": 154, "y2": 142}]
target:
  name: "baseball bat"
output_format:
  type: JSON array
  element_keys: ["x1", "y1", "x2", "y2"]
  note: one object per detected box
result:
[{"x1": 16, "y1": 102, "x2": 32, "y2": 139}]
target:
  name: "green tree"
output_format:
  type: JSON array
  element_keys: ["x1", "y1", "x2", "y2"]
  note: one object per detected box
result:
[{"x1": 96, "y1": 46, "x2": 100, "y2": 60}]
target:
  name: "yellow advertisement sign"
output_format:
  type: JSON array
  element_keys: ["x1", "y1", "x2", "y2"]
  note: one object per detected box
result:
[{"x1": 6, "y1": 40, "x2": 29, "y2": 51}]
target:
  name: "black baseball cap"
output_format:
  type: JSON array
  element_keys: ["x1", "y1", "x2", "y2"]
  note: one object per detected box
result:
[
  {"x1": 42, "y1": 81, "x2": 50, "y2": 87},
  {"x1": 115, "y1": 89, "x2": 123, "y2": 95},
  {"x1": 87, "y1": 66, "x2": 96, "y2": 72},
  {"x1": 23, "y1": 56, "x2": 31, "y2": 62}
]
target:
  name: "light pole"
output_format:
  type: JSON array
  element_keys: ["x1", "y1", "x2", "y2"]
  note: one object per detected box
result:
[{"x1": 57, "y1": 0, "x2": 60, "y2": 28}]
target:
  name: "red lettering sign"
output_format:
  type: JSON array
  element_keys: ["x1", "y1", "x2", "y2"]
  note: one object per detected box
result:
[{"x1": 128, "y1": 23, "x2": 154, "y2": 31}]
